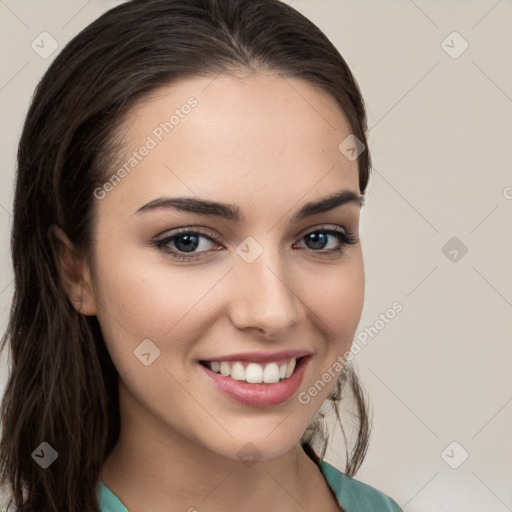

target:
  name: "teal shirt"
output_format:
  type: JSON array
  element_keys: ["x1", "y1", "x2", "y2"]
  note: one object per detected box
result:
[{"x1": 97, "y1": 460, "x2": 403, "y2": 511}]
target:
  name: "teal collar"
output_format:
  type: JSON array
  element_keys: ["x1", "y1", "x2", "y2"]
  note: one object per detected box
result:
[
  {"x1": 97, "y1": 460, "x2": 402, "y2": 511},
  {"x1": 97, "y1": 461, "x2": 342, "y2": 512}
]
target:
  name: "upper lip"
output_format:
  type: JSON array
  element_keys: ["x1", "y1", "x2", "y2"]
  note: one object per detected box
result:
[{"x1": 200, "y1": 349, "x2": 312, "y2": 364}]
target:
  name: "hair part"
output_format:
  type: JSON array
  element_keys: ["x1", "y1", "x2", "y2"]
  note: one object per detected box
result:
[{"x1": 0, "y1": 1, "x2": 372, "y2": 510}]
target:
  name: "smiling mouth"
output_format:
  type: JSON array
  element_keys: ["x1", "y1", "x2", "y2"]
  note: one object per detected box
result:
[{"x1": 199, "y1": 356, "x2": 306, "y2": 384}]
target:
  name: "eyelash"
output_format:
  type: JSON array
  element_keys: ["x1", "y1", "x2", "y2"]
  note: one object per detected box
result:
[{"x1": 151, "y1": 226, "x2": 358, "y2": 262}]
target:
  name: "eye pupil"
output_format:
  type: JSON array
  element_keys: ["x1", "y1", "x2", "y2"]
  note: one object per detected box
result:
[
  {"x1": 175, "y1": 234, "x2": 199, "y2": 252},
  {"x1": 306, "y1": 232, "x2": 327, "y2": 250}
]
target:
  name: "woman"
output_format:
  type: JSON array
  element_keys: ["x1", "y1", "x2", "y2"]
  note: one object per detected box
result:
[{"x1": 0, "y1": 0, "x2": 403, "y2": 510}]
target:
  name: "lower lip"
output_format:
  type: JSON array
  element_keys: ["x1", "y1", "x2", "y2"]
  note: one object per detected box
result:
[{"x1": 199, "y1": 357, "x2": 311, "y2": 407}]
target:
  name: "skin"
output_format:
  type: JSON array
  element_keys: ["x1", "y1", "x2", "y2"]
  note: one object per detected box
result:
[{"x1": 52, "y1": 70, "x2": 365, "y2": 512}]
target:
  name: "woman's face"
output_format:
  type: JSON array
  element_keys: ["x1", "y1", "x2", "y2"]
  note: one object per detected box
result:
[{"x1": 87, "y1": 71, "x2": 364, "y2": 461}]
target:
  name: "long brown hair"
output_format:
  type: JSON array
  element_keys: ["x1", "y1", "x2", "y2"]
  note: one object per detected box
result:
[{"x1": 0, "y1": 0, "x2": 372, "y2": 510}]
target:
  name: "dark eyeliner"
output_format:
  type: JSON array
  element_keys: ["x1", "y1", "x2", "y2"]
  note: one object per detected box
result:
[{"x1": 151, "y1": 225, "x2": 358, "y2": 261}]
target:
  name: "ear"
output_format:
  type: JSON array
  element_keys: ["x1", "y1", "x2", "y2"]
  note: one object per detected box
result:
[{"x1": 47, "y1": 225, "x2": 98, "y2": 316}]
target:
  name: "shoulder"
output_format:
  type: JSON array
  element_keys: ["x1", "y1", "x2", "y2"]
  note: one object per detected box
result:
[{"x1": 319, "y1": 460, "x2": 403, "y2": 512}]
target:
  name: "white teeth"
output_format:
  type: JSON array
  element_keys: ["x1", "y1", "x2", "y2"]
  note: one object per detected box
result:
[
  {"x1": 231, "y1": 362, "x2": 245, "y2": 381},
  {"x1": 206, "y1": 358, "x2": 299, "y2": 383},
  {"x1": 245, "y1": 363, "x2": 263, "y2": 383},
  {"x1": 285, "y1": 358, "x2": 296, "y2": 378},
  {"x1": 220, "y1": 361, "x2": 231, "y2": 376},
  {"x1": 263, "y1": 362, "x2": 280, "y2": 384}
]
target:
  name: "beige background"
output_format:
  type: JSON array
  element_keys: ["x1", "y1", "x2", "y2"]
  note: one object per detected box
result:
[{"x1": 1, "y1": 1, "x2": 511, "y2": 510}]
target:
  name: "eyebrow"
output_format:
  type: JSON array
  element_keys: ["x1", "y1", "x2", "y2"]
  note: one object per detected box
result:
[{"x1": 133, "y1": 189, "x2": 364, "y2": 223}]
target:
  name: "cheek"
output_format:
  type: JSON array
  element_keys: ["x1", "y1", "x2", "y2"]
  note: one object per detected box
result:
[
  {"x1": 299, "y1": 253, "x2": 364, "y2": 348},
  {"x1": 91, "y1": 246, "x2": 226, "y2": 368}
]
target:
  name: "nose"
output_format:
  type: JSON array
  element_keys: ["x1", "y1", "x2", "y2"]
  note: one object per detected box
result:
[{"x1": 228, "y1": 244, "x2": 301, "y2": 339}]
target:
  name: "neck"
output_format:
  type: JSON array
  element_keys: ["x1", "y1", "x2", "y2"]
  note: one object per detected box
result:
[{"x1": 100, "y1": 385, "x2": 337, "y2": 512}]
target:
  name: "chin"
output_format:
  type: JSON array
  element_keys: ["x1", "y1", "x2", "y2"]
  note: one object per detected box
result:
[{"x1": 211, "y1": 428, "x2": 307, "y2": 465}]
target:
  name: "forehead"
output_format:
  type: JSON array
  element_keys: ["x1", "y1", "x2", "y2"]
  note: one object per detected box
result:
[{"x1": 98, "y1": 71, "x2": 360, "y2": 220}]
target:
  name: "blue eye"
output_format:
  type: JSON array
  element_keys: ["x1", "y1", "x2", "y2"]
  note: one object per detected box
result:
[
  {"x1": 298, "y1": 228, "x2": 358, "y2": 254},
  {"x1": 152, "y1": 226, "x2": 358, "y2": 262},
  {"x1": 152, "y1": 228, "x2": 220, "y2": 261}
]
